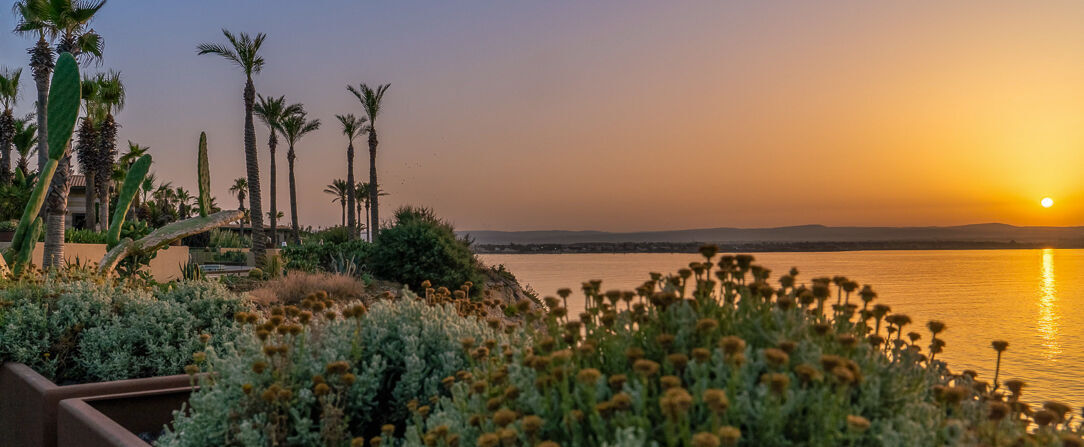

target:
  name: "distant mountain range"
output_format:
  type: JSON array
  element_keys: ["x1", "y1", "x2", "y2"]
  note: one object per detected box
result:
[{"x1": 461, "y1": 224, "x2": 1084, "y2": 245}]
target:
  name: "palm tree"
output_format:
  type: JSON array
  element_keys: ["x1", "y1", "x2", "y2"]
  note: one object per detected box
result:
[
  {"x1": 93, "y1": 70, "x2": 123, "y2": 231},
  {"x1": 323, "y1": 179, "x2": 349, "y2": 226},
  {"x1": 198, "y1": 28, "x2": 268, "y2": 262},
  {"x1": 254, "y1": 94, "x2": 301, "y2": 247},
  {"x1": 355, "y1": 182, "x2": 388, "y2": 242},
  {"x1": 12, "y1": 115, "x2": 37, "y2": 177},
  {"x1": 229, "y1": 177, "x2": 248, "y2": 234},
  {"x1": 347, "y1": 83, "x2": 390, "y2": 239},
  {"x1": 138, "y1": 172, "x2": 157, "y2": 211},
  {"x1": 74, "y1": 75, "x2": 101, "y2": 230},
  {"x1": 175, "y1": 187, "x2": 193, "y2": 218},
  {"x1": 0, "y1": 67, "x2": 22, "y2": 185},
  {"x1": 279, "y1": 110, "x2": 320, "y2": 244},
  {"x1": 335, "y1": 113, "x2": 366, "y2": 238},
  {"x1": 14, "y1": 0, "x2": 107, "y2": 267}
]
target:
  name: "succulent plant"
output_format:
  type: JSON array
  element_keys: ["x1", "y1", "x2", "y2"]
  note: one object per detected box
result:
[
  {"x1": 3, "y1": 52, "x2": 80, "y2": 275},
  {"x1": 197, "y1": 131, "x2": 211, "y2": 217},
  {"x1": 106, "y1": 153, "x2": 151, "y2": 249}
]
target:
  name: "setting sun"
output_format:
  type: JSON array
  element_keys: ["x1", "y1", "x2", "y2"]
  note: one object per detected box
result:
[{"x1": 1042, "y1": 197, "x2": 1055, "y2": 208}]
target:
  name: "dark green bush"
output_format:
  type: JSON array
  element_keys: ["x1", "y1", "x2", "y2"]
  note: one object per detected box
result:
[
  {"x1": 282, "y1": 238, "x2": 370, "y2": 273},
  {"x1": 370, "y1": 206, "x2": 482, "y2": 295},
  {"x1": 66, "y1": 228, "x2": 108, "y2": 244}
]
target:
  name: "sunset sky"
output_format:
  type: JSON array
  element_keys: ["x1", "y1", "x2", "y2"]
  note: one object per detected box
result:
[{"x1": 3, "y1": 1, "x2": 1084, "y2": 231}]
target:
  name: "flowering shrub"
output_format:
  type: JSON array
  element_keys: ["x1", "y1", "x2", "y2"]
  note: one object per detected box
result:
[
  {"x1": 158, "y1": 289, "x2": 510, "y2": 446},
  {"x1": 391, "y1": 249, "x2": 1083, "y2": 447},
  {"x1": 0, "y1": 279, "x2": 249, "y2": 384}
]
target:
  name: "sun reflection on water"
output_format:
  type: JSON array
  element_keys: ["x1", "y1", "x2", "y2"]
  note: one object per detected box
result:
[{"x1": 1038, "y1": 249, "x2": 1061, "y2": 360}]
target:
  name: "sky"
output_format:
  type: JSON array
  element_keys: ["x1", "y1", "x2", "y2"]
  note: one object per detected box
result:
[{"x1": 3, "y1": 1, "x2": 1084, "y2": 231}]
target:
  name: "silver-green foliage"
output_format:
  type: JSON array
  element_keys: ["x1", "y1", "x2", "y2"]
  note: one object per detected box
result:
[
  {"x1": 158, "y1": 292, "x2": 507, "y2": 447},
  {"x1": 0, "y1": 280, "x2": 250, "y2": 383}
]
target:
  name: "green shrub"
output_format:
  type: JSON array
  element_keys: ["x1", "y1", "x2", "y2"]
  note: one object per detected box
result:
[
  {"x1": 158, "y1": 292, "x2": 506, "y2": 446},
  {"x1": 392, "y1": 252, "x2": 1083, "y2": 447},
  {"x1": 208, "y1": 228, "x2": 250, "y2": 249},
  {"x1": 247, "y1": 267, "x2": 264, "y2": 279},
  {"x1": 0, "y1": 219, "x2": 18, "y2": 232},
  {"x1": 370, "y1": 206, "x2": 482, "y2": 295},
  {"x1": 282, "y1": 238, "x2": 370, "y2": 273},
  {"x1": 0, "y1": 279, "x2": 250, "y2": 384},
  {"x1": 65, "y1": 228, "x2": 107, "y2": 244},
  {"x1": 310, "y1": 225, "x2": 353, "y2": 244}
]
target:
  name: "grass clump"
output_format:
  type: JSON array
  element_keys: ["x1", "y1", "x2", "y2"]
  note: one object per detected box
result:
[{"x1": 248, "y1": 271, "x2": 370, "y2": 307}]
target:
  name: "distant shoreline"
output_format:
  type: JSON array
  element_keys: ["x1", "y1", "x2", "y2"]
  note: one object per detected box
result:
[{"x1": 474, "y1": 240, "x2": 1081, "y2": 254}]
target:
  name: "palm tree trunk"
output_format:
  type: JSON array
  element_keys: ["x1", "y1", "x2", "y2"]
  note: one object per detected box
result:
[
  {"x1": 364, "y1": 202, "x2": 371, "y2": 242},
  {"x1": 85, "y1": 170, "x2": 97, "y2": 230},
  {"x1": 368, "y1": 130, "x2": 379, "y2": 239},
  {"x1": 346, "y1": 141, "x2": 356, "y2": 238},
  {"x1": 97, "y1": 114, "x2": 118, "y2": 233},
  {"x1": 243, "y1": 77, "x2": 266, "y2": 263},
  {"x1": 0, "y1": 109, "x2": 13, "y2": 185},
  {"x1": 340, "y1": 202, "x2": 345, "y2": 226},
  {"x1": 268, "y1": 132, "x2": 278, "y2": 247},
  {"x1": 287, "y1": 146, "x2": 299, "y2": 245},
  {"x1": 44, "y1": 152, "x2": 72, "y2": 266},
  {"x1": 237, "y1": 196, "x2": 246, "y2": 235}
]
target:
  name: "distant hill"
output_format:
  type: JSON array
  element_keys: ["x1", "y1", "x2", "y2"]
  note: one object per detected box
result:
[{"x1": 461, "y1": 224, "x2": 1084, "y2": 245}]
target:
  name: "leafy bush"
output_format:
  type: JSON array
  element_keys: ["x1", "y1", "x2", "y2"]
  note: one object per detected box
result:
[
  {"x1": 282, "y1": 238, "x2": 370, "y2": 273},
  {"x1": 208, "y1": 228, "x2": 251, "y2": 249},
  {"x1": 0, "y1": 219, "x2": 17, "y2": 232},
  {"x1": 370, "y1": 206, "x2": 482, "y2": 296},
  {"x1": 393, "y1": 251, "x2": 1084, "y2": 447},
  {"x1": 310, "y1": 225, "x2": 354, "y2": 244},
  {"x1": 158, "y1": 291, "x2": 507, "y2": 446},
  {"x1": 66, "y1": 228, "x2": 108, "y2": 244},
  {"x1": 0, "y1": 279, "x2": 250, "y2": 384}
]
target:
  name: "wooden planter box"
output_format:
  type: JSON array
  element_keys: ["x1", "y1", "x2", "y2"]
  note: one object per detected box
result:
[
  {"x1": 0, "y1": 363, "x2": 193, "y2": 447},
  {"x1": 57, "y1": 386, "x2": 194, "y2": 447},
  {"x1": 0, "y1": 231, "x2": 13, "y2": 242}
]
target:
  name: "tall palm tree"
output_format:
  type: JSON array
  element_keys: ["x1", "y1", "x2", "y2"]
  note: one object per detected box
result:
[
  {"x1": 198, "y1": 28, "x2": 268, "y2": 261},
  {"x1": 254, "y1": 94, "x2": 301, "y2": 247},
  {"x1": 335, "y1": 113, "x2": 366, "y2": 238},
  {"x1": 279, "y1": 110, "x2": 320, "y2": 244},
  {"x1": 74, "y1": 75, "x2": 101, "y2": 230},
  {"x1": 323, "y1": 179, "x2": 349, "y2": 226},
  {"x1": 347, "y1": 83, "x2": 390, "y2": 239},
  {"x1": 175, "y1": 186, "x2": 193, "y2": 218},
  {"x1": 93, "y1": 70, "x2": 122, "y2": 231},
  {"x1": 12, "y1": 115, "x2": 37, "y2": 177},
  {"x1": 229, "y1": 177, "x2": 248, "y2": 234},
  {"x1": 355, "y1": 182, "x2": 388, "y2": 242},
  {"x1": 0, "y1": 67, "x2": 22, "y2": 185},
  {"x1": 14, "y1": 0, "x2": 107, "y2": 267}
]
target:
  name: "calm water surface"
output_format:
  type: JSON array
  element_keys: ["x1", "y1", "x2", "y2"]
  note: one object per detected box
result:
[{"x1": 480, "y1": 250, "x2": 1084, "y2": 408}]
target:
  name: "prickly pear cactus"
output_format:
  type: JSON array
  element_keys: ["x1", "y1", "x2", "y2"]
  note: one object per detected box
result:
[
  {"x1": 107, "y1": 154, "x2": 152, "y2": 248},
  {"x1": 197, "y1": 132, "x2": 211, "y2": 217},
  {"x1": 4, "y1": 52, "x2": 80, "y2": 270}
]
